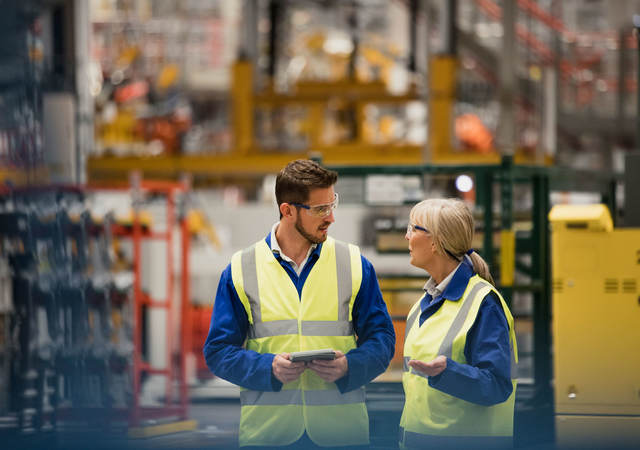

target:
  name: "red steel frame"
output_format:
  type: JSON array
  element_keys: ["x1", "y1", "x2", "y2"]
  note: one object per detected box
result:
[{"x1": 111, "y1": 177, "x2": 191, "y2": 426}]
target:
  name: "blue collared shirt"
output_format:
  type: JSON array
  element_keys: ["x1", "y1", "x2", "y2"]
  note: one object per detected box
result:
[
  {"x1": 419, "y1": 260, "x2": 514, "y2": 406},
  {"x1": 203, "y1": 233, "x2": 396, "y2": 393}
]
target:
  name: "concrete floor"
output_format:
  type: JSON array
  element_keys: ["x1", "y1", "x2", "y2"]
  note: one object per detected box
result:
[{"x1": 4, "y1": 381, "x2": 558, "y2": 450}]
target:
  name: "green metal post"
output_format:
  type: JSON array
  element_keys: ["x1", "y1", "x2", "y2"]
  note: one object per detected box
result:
[
  {"x1": 500, "y1": 156, "x2": 514, "y2": 306},
  {"x1": 478, "y1": 170, "x2": 494, "y2": 268},
  {"x1": 531, "y1": 174, "x2": 552, "y2": 408},
  {"x1": 602, "y1": 178, "x2": 617, "y2": 225}
]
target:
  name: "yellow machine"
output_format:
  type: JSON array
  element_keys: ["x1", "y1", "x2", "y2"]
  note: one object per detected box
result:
[{"x1": 549, "y1": 204, "x2": 640, "y2": 448}]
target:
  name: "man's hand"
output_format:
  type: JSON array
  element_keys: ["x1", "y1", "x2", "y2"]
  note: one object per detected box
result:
[
  {"x1": 307, "y1": 350, "x2": 348, "y2": 383},
  {"x1": 408, "y1": 355, "x2": 447, "y2": 377},
  {"x1": 272, "y1": 353, "x2": 306, "y2": 384}
]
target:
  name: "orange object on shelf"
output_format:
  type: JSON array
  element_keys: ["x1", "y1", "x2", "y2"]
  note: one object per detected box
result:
[{"x1": 455, "y1": 113, "x2": 493, "y2": 153}]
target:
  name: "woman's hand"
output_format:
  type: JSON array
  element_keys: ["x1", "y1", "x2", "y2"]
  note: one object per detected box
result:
[{"x1": 408, "y1": 355, "x2": 447, "y2": 377}]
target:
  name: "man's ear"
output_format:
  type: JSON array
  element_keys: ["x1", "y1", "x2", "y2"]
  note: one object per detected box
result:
[{"x1": 280, "y1": 202, "x2": 294, "y2": 218}]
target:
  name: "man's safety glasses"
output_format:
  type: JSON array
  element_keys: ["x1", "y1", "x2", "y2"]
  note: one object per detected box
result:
[
  {"x1": 406, "y1": 223, "x2": 429, "y2": 236},
  {"x1": 291, "y1": 193, "x2": 339, "y2": 218}
]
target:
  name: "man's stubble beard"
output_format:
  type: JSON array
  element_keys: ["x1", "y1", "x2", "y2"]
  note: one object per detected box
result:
[{"x1": 295, "y1": 214, "x2": 329, "y2": 244}]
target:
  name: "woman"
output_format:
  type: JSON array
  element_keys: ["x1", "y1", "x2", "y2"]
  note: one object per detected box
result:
[{"x1": 399, "y1": 198, "x2": 518, "y2": 449}]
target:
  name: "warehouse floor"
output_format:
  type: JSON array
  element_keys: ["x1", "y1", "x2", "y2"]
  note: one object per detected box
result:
[{"x1": 5, "y1": 382, "x2": 557, "y2": 449}]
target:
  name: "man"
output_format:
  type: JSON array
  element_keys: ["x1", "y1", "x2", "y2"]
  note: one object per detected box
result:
[{"x1": 203, "y1": 159, "x2": 395, "y2": 448}]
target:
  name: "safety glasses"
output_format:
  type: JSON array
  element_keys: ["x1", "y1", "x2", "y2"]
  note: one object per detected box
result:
[
  {"x1": 291, "y1": 193, "x2": 339, "y2": 218},
  {"x1": 406, "y1": 223, "x2": 429, "y2": 236}
]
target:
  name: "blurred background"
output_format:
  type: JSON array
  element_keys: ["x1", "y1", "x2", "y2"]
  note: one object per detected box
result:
[{"x1": 1, "y1": 0, "x2": 639, "y2": 448}]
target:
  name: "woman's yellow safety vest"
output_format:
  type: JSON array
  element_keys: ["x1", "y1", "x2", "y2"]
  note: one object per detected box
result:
[
  {"x1": 400, "y1": 275, "x2": 518, "y2": 449},
  {"x1": 230, "y1": 236, "x2": 369, "y2": 447}
]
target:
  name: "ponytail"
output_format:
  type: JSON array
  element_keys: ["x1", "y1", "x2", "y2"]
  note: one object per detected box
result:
[{"x1": 467, "y1": 251, "x2": 495, "y2": 286}]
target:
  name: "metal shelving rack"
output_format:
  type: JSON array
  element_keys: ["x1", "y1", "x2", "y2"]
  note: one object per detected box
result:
[
  {"x1": 109, "y1": 176, "x2": 192, "y2": 428},
  {"x1": 0, "y1": 0, "x2": 45, "y2": 185}
]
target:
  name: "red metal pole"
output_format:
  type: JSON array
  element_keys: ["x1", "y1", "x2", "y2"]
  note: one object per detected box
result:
[
  {"x1": 131, "y1": 174, "x2": 142, "y2": 426},
  {"x1": 165, "y1": 188, "x2": 175, "y2": 407},
  {"x1": 180, "y1": 201, "x2": 191, "y2": 419}
]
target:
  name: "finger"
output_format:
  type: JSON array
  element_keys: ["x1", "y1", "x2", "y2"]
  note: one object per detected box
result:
[
  {"x1": 277, "y1": 359, "x2": 304, "y2": 370},
  {"x1": 408, "y1": 360, "x2": 428, "y2": 370},
  {"x1": 309, "y1": 361, "x2": 340, "y2": 370},
  {"x1": 309, "y1": 367, "x2": 337, "y2": 378},
  {"x1": 408, "y1": 361, "x2": 432, "y2": 375},
  {"x1": 315, "y1": 374, "x2": 335, "y2": 382},
  {"x1": 290, "y1": 367, "x2": 306, "y2": 376},
  {"x1": 274, "y1": 353, "x2": 291, "y2": 364},
  {"x1": 282, "y1": 361, "x2": 304, "y2": 370},
  {"x1": 282, "y1": 366, "x2": 305, "y2": 375},
  {"x1": 307, "y1": 360, "x2": 336, "y2": 368},
  {"x1": 309, "y1": 368, "x2": 335, "y2": 381},
  {"x1": 285, "y1": 371, "x2": 303, "y2": 379},
  {"x1": 334, "y1": 350, "x2": 344, "y2": 358},
  {"x1": 274, "y1": 355, "x2": 288, "y2": 366},
  {"x1": 280, "y1": 370, "x2": 303, "y2": 382},
  {"x1": 307, "y1": 365, "x2": 331, "y2": 375}
]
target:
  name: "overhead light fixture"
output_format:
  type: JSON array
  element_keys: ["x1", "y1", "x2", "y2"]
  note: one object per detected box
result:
[{"x1": 455, "y1": 175, "x2": 474, "y2": 193}]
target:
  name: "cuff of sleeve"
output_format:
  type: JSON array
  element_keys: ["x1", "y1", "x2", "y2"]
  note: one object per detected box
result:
[
  {"x1": 266, "y1": 354, "x2": 282, "y2": 391},
  {"x1": 334, "y1": 354, "x2": 354, "y2": 393},
  {"x1": 270, "y1": 375, "x2": 283, "y2": 391},
  {"x1": 427, "y1": 357, "x2": 455, "y2": 390}
]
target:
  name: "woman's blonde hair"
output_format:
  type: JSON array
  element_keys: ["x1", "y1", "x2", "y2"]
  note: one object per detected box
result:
[{"x1": 409, "y1": 198, "x2": 494, "y2": 285}]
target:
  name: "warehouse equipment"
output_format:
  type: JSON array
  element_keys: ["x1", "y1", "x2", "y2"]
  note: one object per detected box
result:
[
  {"x1": 0, "y1": 187, "x2": 133, "y2": 435},
  {"x1": 328, "y1": 157, "x2": 620, "y2": 448},
  {"x1": 85, "y1": 0, "x2": 632, "y2": 184},
  {"x1": 108, "y1": 176, "x2": 194, "y2": 432},
  {"x1": 550, "y1": 204, "x2": 640, "y2": 448},
  {"x1": 0, "y1": 180, "x2": 196, "y2": 439}
]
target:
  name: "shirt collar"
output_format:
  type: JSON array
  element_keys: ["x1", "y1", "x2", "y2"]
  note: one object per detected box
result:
[
  {"x1": 424, "y1": 258, "x2": 474, "y2": 302},
  {"x1": 267, "y1": 222, "x2": 320, "y2": 261},
  {"x1": 424, "y1": 262, "x2": 460, "y2": 297}
]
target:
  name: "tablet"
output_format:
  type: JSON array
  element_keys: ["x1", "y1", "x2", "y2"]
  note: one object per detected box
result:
[{"x1": 289, "y1": 349, "x2": 336, "y2": 362}]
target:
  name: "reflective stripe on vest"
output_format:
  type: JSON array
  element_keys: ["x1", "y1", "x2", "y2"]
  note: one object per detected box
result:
[
  {"x1": 403, "y1": 305, "x2": 423, "y2": 376},
  {"x1": 241, "y1": 387, "x2": 366, "y2": 406},
  {"x1": 402, "y1": 280, "x2": 517, "y2": 378},
  {"x1": 399, "y1": 427, "x2": 513, "y2": 449},
  {"x1": 240, "y1": 240, "x2": 353, "y2": 338},
  {"x1": 231, "y1": 237, "x2": 369, "y2": 447},
  {"x1": 400, "y1": 275, "x2": 518, "y2": 443}
]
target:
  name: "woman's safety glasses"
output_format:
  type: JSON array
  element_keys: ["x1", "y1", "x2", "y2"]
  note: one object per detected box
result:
[
  {"x1": 406, "y1": 223, "x2": 429, "y2": 236},
  {"x1": 291, "y1": 193, "x2": 339, "y2": 218}
]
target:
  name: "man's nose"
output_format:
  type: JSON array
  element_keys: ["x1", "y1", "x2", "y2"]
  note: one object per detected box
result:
[{"x1": 326, "y1": 210, "x2": 335, "y2": 223}]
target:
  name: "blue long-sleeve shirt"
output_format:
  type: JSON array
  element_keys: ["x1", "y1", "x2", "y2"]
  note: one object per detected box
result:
[
  {"x1": 419, "y1": 260, "x2": 514, "y2": 406},
  {"x1": 203, "y1": 233, "x2": 396, "y2": 393}
]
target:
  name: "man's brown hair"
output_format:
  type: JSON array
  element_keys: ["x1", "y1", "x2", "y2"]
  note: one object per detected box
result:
[{"x1": 275, "y1": 159, "x2": 337, "y2": 208}]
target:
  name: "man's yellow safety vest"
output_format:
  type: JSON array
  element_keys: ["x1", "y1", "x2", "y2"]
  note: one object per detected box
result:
[
  {"x1": 400, "y1": 275, "x2": 518, "y2": 448},
  {"x1": 230, "y1": 236, "x2": 369, "y2": 447}
]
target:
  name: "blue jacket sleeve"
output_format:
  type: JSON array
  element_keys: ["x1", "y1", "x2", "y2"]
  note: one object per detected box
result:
[
  {"x1": 428, "y1": 292, "x2": 513, "y2": 406},
  {"x1": 335, "y1": 256, "x2": 396, "y2": 393},
  {"x1": 202, "y1": 265, "x2": 281, "y2": 391}
]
